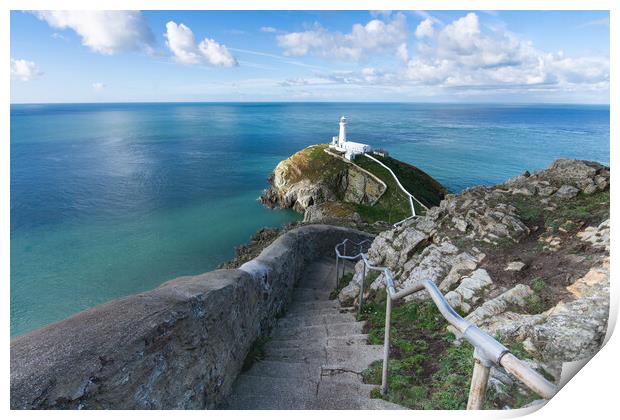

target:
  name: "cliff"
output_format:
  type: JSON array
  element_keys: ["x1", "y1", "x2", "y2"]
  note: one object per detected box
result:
[
  {"x1": 338, "y1": 159, "x2": 610, "y2": 409},
  {"x1": 261, "y1": 144, "x2": 447, "y2": 225}
]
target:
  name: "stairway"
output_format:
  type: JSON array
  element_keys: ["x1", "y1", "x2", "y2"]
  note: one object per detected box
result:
[{"x1": 222, "y1": 258, "x2": 404, "y2": 410}]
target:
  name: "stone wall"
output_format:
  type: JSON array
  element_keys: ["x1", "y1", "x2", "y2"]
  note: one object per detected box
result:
[{"x1": 10, "y1": 225, "x2": 372, "y2": 409}]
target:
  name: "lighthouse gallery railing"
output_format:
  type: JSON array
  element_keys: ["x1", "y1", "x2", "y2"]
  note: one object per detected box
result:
[{"x1": 334, "y1": 238, "x2": 557, "y2": 410}]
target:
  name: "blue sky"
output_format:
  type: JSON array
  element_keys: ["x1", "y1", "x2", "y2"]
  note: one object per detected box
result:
[{"x1": 10, "y1": 10, "x2": 610, "y2": 103}]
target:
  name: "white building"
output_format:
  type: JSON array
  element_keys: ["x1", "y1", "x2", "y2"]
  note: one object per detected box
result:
[{"x1": 329, "y1": 116, "x2": 372, "y2": 160}]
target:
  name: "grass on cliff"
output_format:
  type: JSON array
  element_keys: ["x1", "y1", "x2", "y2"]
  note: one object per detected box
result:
[
  {"x1": 285, "y1": 144, "x2": 348, "y2": 188},
  {"x1": 359, "y1": 291, "x2": 540, "y2": 409},
  {"x1": 371, "y1": 154, "x2": 448, "y2": 209},
  {"x1": 354, "y1": 154, "x2": 447, "y2": 223},
  {"x1": 354, "y1": 155, "x2": 416, "y2": 223},
  {"x1": 511, "y1": 190, "x2": 609, "y2": 231}
]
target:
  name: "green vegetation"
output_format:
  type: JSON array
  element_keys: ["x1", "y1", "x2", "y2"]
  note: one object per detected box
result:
[
  {"x1": 358, "y1": 291, "x2": 540, "y2": 409},
  {"x1": 545, "y1": 190, "x2": 609, "y2": 231},
  {"x1": 330, "y1": 273, "x2": 353, "y2": 300},
  {"x1": 523, "y1": 294, "x2": 547, "y2": 314},
  {"x1": 506, "y1": 340, "x2": 530, "y2": 360},
  {"x1": 354, "y1": 155, "x2": 413, "y2": 223},
  {"x1": 511, "y1": 195, "x2": 544, "y2": 222},
  {"x1": 532, "y1": 277, "x2": 546, "y2": 293},
  {"x1": 512, "y1": 190, "x2": 609, "y2": 230},
  {"x1": 286, "y1": 144, "x2": 349, "y2": 187},
  {"x1": 372, "y1": 154, "x2": 448, "y2": 209}
]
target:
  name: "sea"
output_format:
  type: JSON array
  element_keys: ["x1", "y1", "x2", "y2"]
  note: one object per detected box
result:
[{"x1": 10, "y1": 102, "x2": 610, "y2": 336}]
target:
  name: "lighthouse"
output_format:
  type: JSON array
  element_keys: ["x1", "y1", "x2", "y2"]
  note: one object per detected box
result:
[
  {"x1": 338, "y1": 116, "x2": 347, "y2": 146},
  {"x1": 329, "y1": 116, "x2": 372, "y2": 161}
]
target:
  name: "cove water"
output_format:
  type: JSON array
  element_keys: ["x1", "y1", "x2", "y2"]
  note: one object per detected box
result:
[{"x1": 10, "y1": 103, "x2": 609, "y2": 336}]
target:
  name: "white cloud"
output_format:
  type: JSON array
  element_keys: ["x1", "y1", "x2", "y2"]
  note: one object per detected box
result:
[
  {"x1": 396, "y1": 43, "x2": 408, "y2": 62},
  {"x1": 578, "y1": 17, "x2": 610, "y2": 28},
  {"x1": 276, "y1": 13, "x2": 407, "y2": 60},
  {"x1": 402, "y1": 12, "x2": 609, "y2": 92},
  {"x1": 260, "y1": 26, "x2": 278, "y2": 33},
  {"x1": 370, "y1": 11, "x2": 393, "y2": 19},
  {"x1": 10, "y1": 58, "x2": 41, "y2": 81},
  {"x1": 92, "y1": 82, "x2": 106, "y2": 91},
  {"x1": 35, "y1": 11, "x2": 153, "y2": 55},
  {"x1": 164, "y1": 21, "x2": 238, "y2": 67},
  {"x1": 198, "y1": 38, "x2": 238, "y2": 67},
  {"x1": 278, "y1": 77, "x2": 310, "y2": 87},
  {"x1": 164, "y1": 22, "x2": 201, "y2": 64},
  {"x1": 414, "y1": 11, "x2": 443, "y2": 25},
  {"x1": 300, "y1": 12, "x2": 608, "y2": 99},
  {"x1": 415, "y1": 18, "x2": 434, "y2": 39}
]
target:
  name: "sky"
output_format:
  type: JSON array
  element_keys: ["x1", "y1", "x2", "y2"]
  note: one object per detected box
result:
[{"x1": 10, "y1": 10, "x2": 610, "y2": 103}]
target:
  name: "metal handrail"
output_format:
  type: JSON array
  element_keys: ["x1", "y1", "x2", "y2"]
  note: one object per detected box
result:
[{"x1": 334, "y1": 238, "x2": 557, "y2": 409}]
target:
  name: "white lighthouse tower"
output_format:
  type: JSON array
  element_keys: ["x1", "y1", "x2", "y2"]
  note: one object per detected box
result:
[
  {"x1": 329, "y1": 116, "x2": 372, "y2": 161},
  {"x1": 338, "y1": 116, "x2": 347, "y2": 146}
]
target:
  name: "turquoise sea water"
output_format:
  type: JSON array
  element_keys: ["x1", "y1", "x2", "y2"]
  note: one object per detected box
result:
[{"x1": 10, "y1": 103, "x2": 609, "y2": 336}]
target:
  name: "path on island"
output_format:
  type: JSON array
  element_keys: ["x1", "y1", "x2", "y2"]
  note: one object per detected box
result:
[{"x1": 222, "y1": 257, "x2": 403, "y2": 409}]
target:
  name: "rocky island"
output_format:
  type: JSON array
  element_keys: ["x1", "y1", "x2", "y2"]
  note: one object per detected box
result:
[{"x1": 260, "y1": 144, "x2": 447, "y2": 225}]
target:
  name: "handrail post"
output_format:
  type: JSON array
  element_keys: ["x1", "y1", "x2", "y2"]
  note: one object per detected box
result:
[
  {"x1": 335, "y1": 255, "x2": 340, "y2": 289},
  {"x1": 358, "y1": 263, "x2": 366, "y2": 316},
  {"x1": 467, "y1": 349, "x2": 491, "y2": 410},
  {"x1": 380, "y1": 296, "x2": 392, "y2": 395}
]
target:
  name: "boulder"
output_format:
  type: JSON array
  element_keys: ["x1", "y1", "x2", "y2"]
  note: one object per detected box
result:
[
  {"x1": 577, "y1": 219, "x2": 610, "y2": 251},
  {"x1": 553, "y1": 185, "x2": 580, "y2": 200},
  {"x1": 438, "y1": 252, "x2": 478, "y2": 291},
  {"x1": 504, "y1": 261, "x2": 526, "y2": 272},
  {"x1": 443, "y1": 269, "x2": 493, "y2": 313},
  {"x1": 466, "y1": 284, "x2": 534, "y2": 327}
]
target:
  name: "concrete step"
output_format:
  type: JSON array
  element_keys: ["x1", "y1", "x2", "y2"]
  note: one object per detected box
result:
[
  {"x1": 224, "y1": 394, "x2": 310, "y2": 410},
  {"x1": 328, "y1": 334, "x2": 370, "y2": 347},
  {"x1": 224, "y1": 256, "x2": 402, "y2": 410},
  {"x1": 297, "y1": 272, "x2": 335, "y2": 289},
  {"x1": 264, "y1": 343, "x2": 378, "y2": 365},
  {"x1": 243, "y1": 359, "x2": 320, "y2": 381},
  {"x1": 224, "y1": 375, "x2": 316, "y2": 409},
  {"x1": 276, "y1": 312, "x2": 355, "y2": 329},
  {"x1": 323, "y1": 344, "x2": 384, "y2": 373},
  {"x1": 365, "y1": 399, "x2": 408, "y2": 410},
  {"x1": 310, "y1": 380, "x2": 378, "y2": 409},
  {"x1": 284, "y1": 306, "x2": 355, "y2": 319},
  {"x1": 264, "y1": 346, "x2": 327, "y2": 363},
  {"x1": 286, "y1": 300, "x2": 341, "y2": 313},
  {"x1": 264, "y1": 333, "x2": 369, "y2": 352},
  {"x1": 271, "y1": 321, "x2": 365, "y2": 340},
  {"x1": 292, "y1": 287, "x2": 332, "y2": 301}
]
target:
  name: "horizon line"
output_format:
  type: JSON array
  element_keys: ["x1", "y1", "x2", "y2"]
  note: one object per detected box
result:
[{"x1": 10, "y1": 100, "x2": 611, "y2": 106}]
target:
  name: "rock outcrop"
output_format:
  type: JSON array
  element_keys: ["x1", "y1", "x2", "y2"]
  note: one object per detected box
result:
[
  {"x1": 260, "y1": 145, "x2": 386, "y2": 214},
  {"x1": 346, "y1": 159, "x2": 610, "y2": 404}
]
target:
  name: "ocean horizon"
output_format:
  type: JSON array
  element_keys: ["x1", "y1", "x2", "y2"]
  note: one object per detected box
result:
[{"x1": 10, "y1": 102, "x2": 610, "y2": 336}]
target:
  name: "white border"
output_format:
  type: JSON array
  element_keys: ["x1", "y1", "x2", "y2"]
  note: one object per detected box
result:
[{"x1": 3, "y1": 1, "x2": 617, "y2": 419}]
